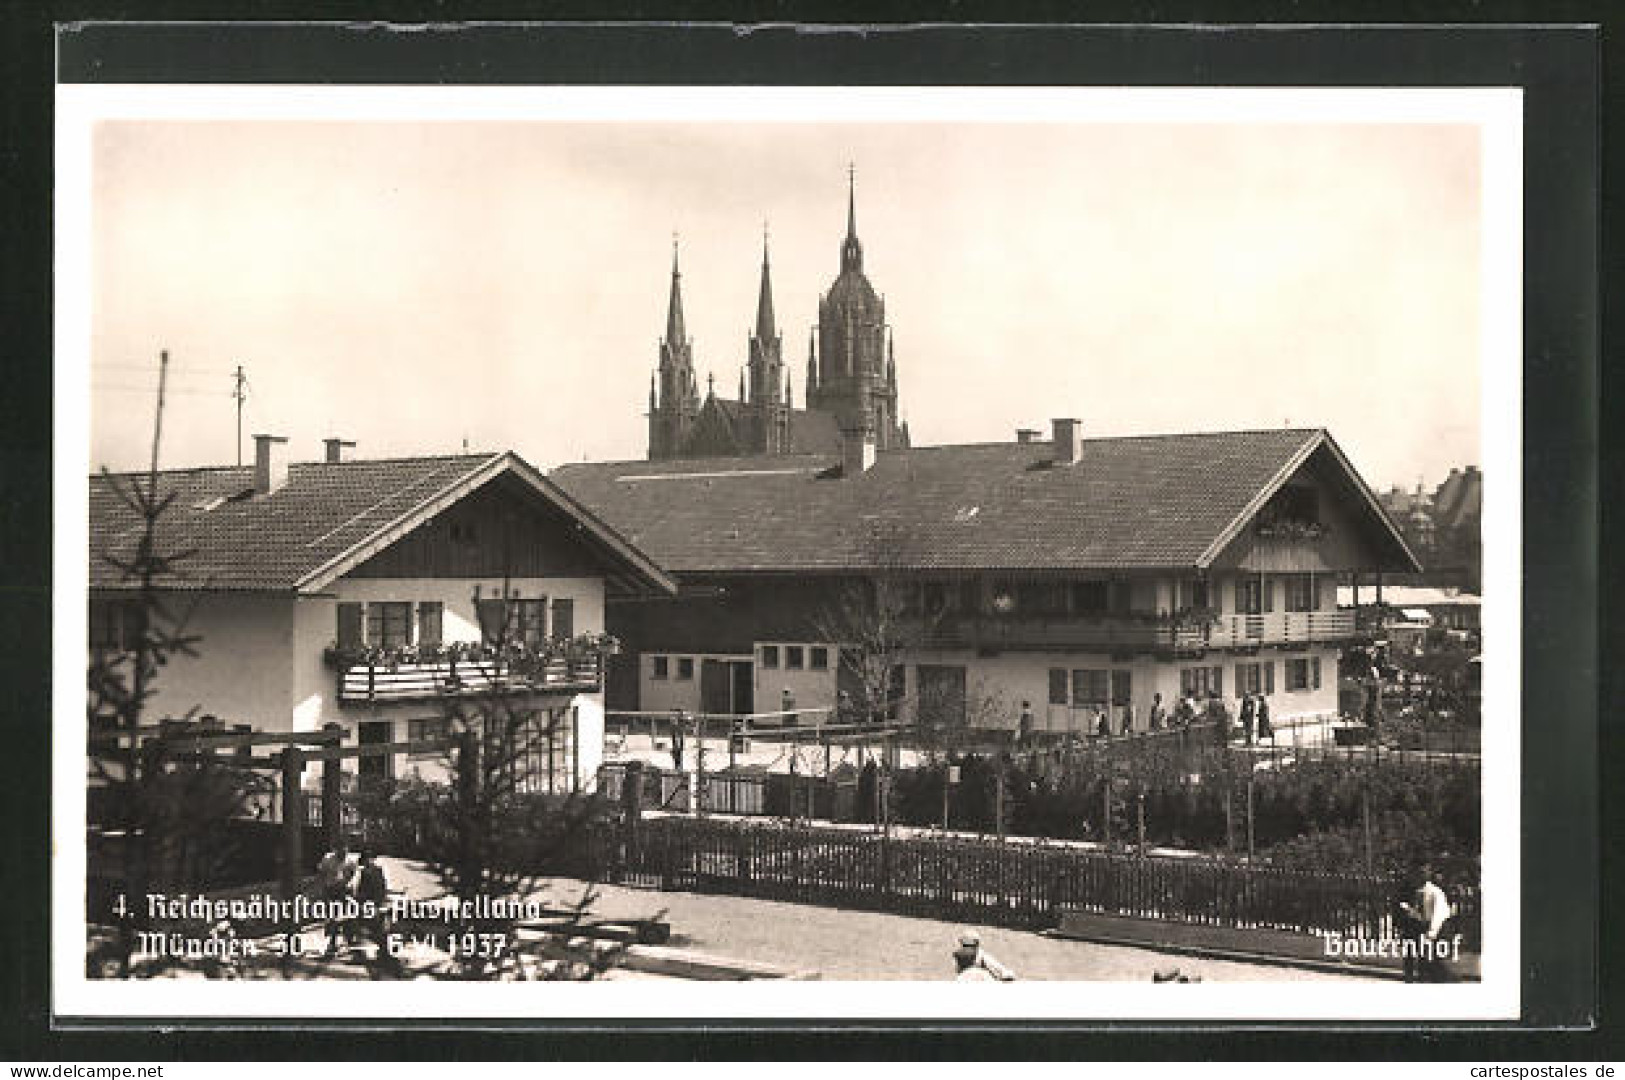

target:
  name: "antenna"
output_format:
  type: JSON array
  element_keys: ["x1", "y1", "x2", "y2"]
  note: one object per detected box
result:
[{"x1": 232, "y1": 364, "x2": 250, "y2": 465}]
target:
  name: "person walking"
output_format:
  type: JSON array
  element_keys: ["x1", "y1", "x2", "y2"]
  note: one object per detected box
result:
[
  {"x1": 1148, "y1": 692, "x2": 1167, "y2": 732},
  {"x1": 669, "y1": 710, "x2": 686, "y2": 771},
  {"x1": 315, "y1": 838, "x2": 356, "y2": 958},
  {"x1": 1239, "y1": 693, "x2": 1256, "y2": 746},
  {"x1": 1256, "y1": 695, "x2": 1274, "y2": 742},
  {"x1": 1398, "y1": 864, "x2": 1455, "y2": 982}
]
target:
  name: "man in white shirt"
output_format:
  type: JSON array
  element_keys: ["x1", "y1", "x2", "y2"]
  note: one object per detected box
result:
[{"x1": 1398, "y1": 864, "x2": 1454, "y2": 981}]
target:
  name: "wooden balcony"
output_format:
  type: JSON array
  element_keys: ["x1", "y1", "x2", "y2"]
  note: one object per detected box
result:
[
  {"x1": 336, "y1": 654, "x2": 603, "y2": 705},
  {"x1": 913, "y1": 609, "x2": 1356, "y2": 654}
]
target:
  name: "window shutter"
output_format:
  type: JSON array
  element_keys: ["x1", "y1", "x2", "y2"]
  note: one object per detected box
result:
[
  {"x1": 337, "y1": 603, "x2": 363, "y2": 650},
  {"x1": 477, "y1": 598, "x2": 506, "y2": 644},
  {"x1": 1311, "y1": 656, "x2": 1322, "y2": 690},
  {"x1": 550, "y1": 598, "x2": 575, "y2": 641},
  {"x1": 1263, "y1": 577, "x2": 1275, "y2": 613},
  {"x1": 417, "y1": 602, "x2": 442, "y2": 647},
  {"x1": 1235, "y1": 664, "x2": 1246, "y2": 696},
  {"x1": 1212, "y1": 666, "x2": 1223, "y2": 696},
  {"x1": 1234, "y1": 579, "x2": 1245, "y2": 615},
  {"x1": 1264, "y1": 661, "x2": 1275, "y2": 694}
]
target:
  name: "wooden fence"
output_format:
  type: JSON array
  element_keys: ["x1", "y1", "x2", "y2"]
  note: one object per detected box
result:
[{"x1": 580, "y1": 815, "x2": 1480, "y2": 948}]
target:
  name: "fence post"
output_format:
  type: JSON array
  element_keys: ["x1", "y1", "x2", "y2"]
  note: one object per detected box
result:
[
  {"x1": 1137, "y1": 788, "x2": 1146, "y2": 858},
  {"x1": 279, "y1": 746, "x2": 305, "y2": 900},
  {"x1": 996, "y1": 758, "x2": 1007, "y2": 843},
  {"x1": 455, "y1": 728, "x2": 481, "y2": 898},
  {"x1": 1246, "y1": 777, "x2": 1255, "y2": 862},
  {"x1": 321, "y1": 723, "x2": 345, "y2": 853},
  {"x1": 1361, "y1": 785, "x2": 1374, "y2": 876},
  {"x1": 1224, "y1": 783, "x2": 1235, "y2": 858},
  {"x1": 1102, "y1": 778, "x2": 1112, "y2": 848}
]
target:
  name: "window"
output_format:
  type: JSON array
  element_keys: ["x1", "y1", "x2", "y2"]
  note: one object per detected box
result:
[
  {"x1": 1071, "y1": 669, "x2": 1110, "y2": 707},
  {"x1": 1235, "y1": 662, "x2": 1266, "y2": 696},
  {"x1": 366, "y1": 602, "x2": 412, "y2": 648},
  {"x1": 809, "y1": 647, "x2": 829, "y2": 670},
  {"x1": 1236, "y1": 578, "x2": 1263, "y2": 616},
  {"x1": 1286, "y1": 656, "x2": 1322, "y2": 692},
  {"x1": 1048, "y1": 668, "x2": 1069, "y2": 706},
  {"x1": 1070, "y1": 581, "x2": 1109, "y2": 615},
  {"x1": 760, "y1": 645, "x2": 779, "y2": 669},
  {"x1": 1178, "y1": 579, "x2": 1211, "y2": 611},
  {"x1": 676, "y1": 657, "x2": 694, "y2": 681},
  {"x1": 786, "y1": 646, "x2": 805, "y2": 670},
  {"x1": 417, "y1": 602, "x2": 443, "y2": 647},
  {"x1": 1282, "y1": 574, "x2": 1315, "y2": 613},
  {"x1": 550, "y1": 598, "x2": 574, "y2": 640},
  {"x1": 407, "y1": 716, "x2": 449, "y2": 758},
  {"x1": 1180, "y1": 666, "x2": 1225, "y2": 697},
  {"x1": 513, "y1": 598, "x2": 548, "y2": 648},
  {"x1": 651, "y1": 655, "x2": 669, "y2": 680},
  {"x1": 89, "y1": 599, "x2": 144, "y2": 652}
]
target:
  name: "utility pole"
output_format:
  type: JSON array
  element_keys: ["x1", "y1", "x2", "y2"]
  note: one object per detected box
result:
[{"x1": 232, "y1": 364, "x2": 249, "y2": 466}]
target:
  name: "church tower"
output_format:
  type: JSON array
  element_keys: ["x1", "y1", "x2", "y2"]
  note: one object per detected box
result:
[
  {"x1": 745, "y1": 229, "x2": 791, "y2": 453},
  {"x1": 648, "y1": 240, "x2": 701, "y2": 460},
  {"x1": 808, "y1": 169, "x2": 906, "y2": 451}
]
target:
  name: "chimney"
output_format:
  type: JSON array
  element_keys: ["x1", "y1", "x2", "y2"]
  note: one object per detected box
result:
[
  {"x1": 253, "y1": 433, "x2": 290, "y2": 494},
  {"x1": 1016, "y1": 428, "x2": 1041, "y2": 444},
  {"x1": 1052, "y1": 418, "x2": 1083, "y2": 466},
  {"x1": 324, "y1": 437, "x2": 356, "y2": 463},
  {"x1": 840, "y1": 419, "x2": 877, "y2": 477}
]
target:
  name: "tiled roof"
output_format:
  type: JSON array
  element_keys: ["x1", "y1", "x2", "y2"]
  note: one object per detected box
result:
[
  {"x1": 551, "y1": 428, "x2": 1402, "y2": 575},
  {"x1": 89, "y1": 452, "x2": 674, "y2": 594}
]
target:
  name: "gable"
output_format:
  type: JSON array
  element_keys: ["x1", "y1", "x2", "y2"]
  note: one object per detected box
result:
[
  {"x1": 346, "y1": 474, "x2": 634, "y2": 582},
  {"x1": 1209, "y1": 442, "x2": 1418, "y2": 573}
]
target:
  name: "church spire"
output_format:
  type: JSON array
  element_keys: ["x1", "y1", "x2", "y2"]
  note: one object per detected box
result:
[
  {"x1": 840, "y1": 164, "x2": 864, "y2": 273},
  {"x1": 665, "y1": 235, "x2": 687, "y2": 347},
  {"x1": 846, "y1": 163, "x2": 857, "y2": 240},
  {"x1": 755, "y1": 223, "x2": 776, "y2": 340}
]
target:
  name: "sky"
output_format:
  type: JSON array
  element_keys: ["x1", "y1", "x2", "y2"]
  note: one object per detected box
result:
[{"x1": 87, "y1": 118, "x2": 1482, "y2": 492}]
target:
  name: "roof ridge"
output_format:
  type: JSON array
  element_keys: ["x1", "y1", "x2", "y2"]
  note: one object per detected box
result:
[{"x1": 92, "y1": 450, "x2": 499, "y2": 480}]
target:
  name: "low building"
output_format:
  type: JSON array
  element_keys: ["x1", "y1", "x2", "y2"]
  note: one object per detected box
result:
[
  {"x1": 88, "y1": 437, "x2": 674, "y2": 790},
  {"x1": 1336, "y1": 583, "x2": 1482, "y2": 641},
  {"x1": 553, "y1": 420, "x2": 1420, "y2": 736}
]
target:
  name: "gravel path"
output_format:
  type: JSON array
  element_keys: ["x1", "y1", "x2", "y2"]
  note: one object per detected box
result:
[{"x1": 380, "y1": 859, "x2": 1369, "y2": 983}]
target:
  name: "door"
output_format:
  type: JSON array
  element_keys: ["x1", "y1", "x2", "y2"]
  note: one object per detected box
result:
[
  {"x1": 729, "y1": 661, "x2": 754, "y2": 715},
  {"x1": 358, "y1": 720, "x2": 393, "y2": 785},
  {"x1": 700, "y1": 659, "x2": 731, "y2": 715},
  {"x1": 1110, "y1": 669, "x2": 1133, "y2": 731}
]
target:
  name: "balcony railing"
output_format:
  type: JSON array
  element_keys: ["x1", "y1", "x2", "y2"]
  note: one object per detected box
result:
[
  {"x1": 329, "y1": 639, "x2": 611, "y2": 705},
  {"x1": 912, "y1": 609, "x2": 1356, "y2": 653}
]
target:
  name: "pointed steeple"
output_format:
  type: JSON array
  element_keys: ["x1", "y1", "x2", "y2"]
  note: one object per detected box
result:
[
  {"x1": 665, "y1": 235, "x2": 687, "y2": 346},
  {"x1": 846, "y1": 163, "x2": 857, "y2": 240},
  {"x1": 840, "y1": 163, "x2": 864, "y2": 273},
  {"x1": 755, "y1": 224, "x2": 777, "y2": 340}
]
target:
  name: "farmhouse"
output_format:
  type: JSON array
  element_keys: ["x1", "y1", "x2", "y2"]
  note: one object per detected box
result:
[
  {"x1": 552, "y1": 420, "x2": 1421, "y2": 735},
  {"x1": 88, "y1": 437, "x2": 675, "y2": 790}
]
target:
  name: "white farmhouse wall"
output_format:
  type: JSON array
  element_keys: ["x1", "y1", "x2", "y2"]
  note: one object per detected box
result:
[
  {"x1": 286, "y1": 574, "x2": 608, "y2": 789},
  {"x1": 145, "y1": 594, "x2": 297, "y2": 732},
  {"x1": 637, "y1": 651, "x2": 749, "y2": 715}
]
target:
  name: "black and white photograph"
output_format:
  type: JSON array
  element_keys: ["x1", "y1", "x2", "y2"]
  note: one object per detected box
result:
[{"x1": 54, "y1": 78, "x2": 1525, "y2": 1022}]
